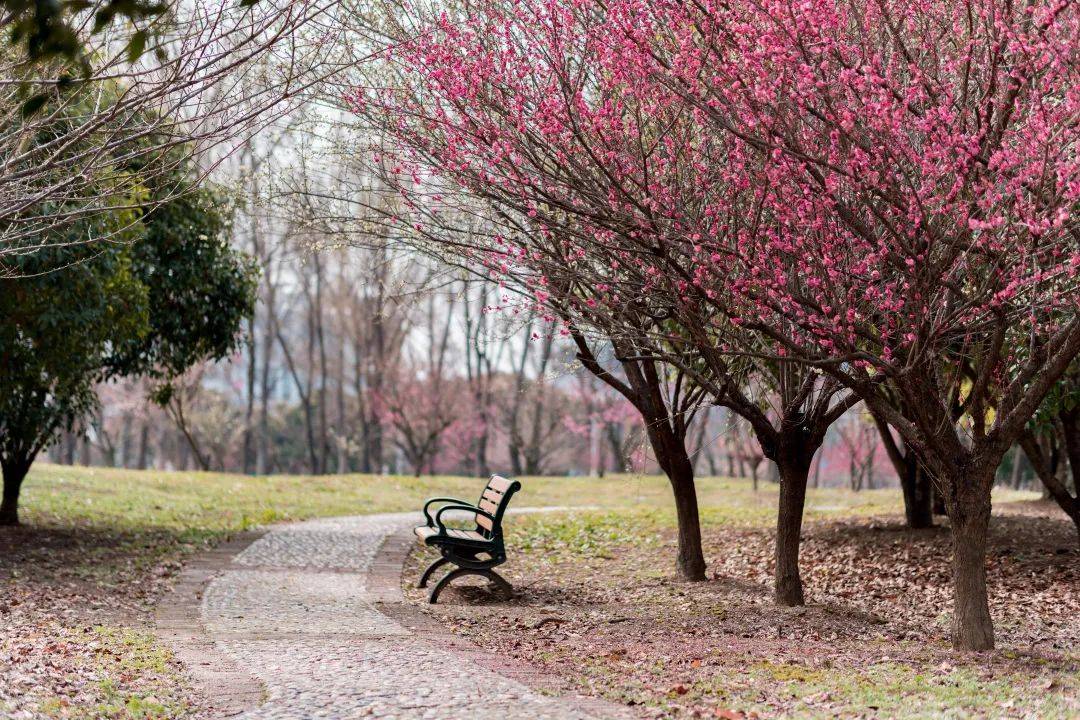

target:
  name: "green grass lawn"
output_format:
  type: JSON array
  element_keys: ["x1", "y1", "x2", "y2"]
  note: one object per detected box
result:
[
  {"x1": 12, "y1": 463, "x2": 925, "y2": 592},
  {"x1": 20, "y1": 461, "x2": 915, "y2": 529},
  {"x1": 2, "y1": 463, "x2": 1060, "y2": 719}
]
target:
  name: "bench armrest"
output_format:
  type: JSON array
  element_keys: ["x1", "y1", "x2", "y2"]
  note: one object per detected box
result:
[
  {"x1": 422, "y1": 497, "x2": 474, "y2": 527},
  {"x1": 434, "y1": 504, "x2": 496, "y2": 534}
]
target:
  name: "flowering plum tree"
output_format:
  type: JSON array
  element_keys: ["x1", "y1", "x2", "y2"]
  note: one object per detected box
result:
[{"x1": 611, "y1": 0, "x2": 1080, "y2": 648}]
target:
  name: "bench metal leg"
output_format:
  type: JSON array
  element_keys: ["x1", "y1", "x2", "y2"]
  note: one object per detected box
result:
[
  {"x1": 417, "y1": 557, "x2": 450, "y2": 588},
  {"x1": 428, "y1": 568, "x2": 513, "y2": 604}
]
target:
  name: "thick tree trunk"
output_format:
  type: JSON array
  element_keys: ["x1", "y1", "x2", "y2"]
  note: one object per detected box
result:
[
  {"x1": 648, "y1": 425, "x2": 707, "y2": 581},
  {"x1": 774, "y1": 453, "x2": 811, "y2": 606},
  {"x1": 669, "y1": 459, "x2": 707, "y2": 582},
  {"x1": 947, "y1": 479, "x2": 994, "y2": 650},
  {"x1": 1, "y1": 459, "x2": 31, "y2": 526},
  {"x1": 900, "y1": 459, "x2": 934, "y2": 529}
]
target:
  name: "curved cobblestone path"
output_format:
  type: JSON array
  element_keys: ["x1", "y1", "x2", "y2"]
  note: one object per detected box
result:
[{"x1": 199, "y1": 512, "x2": 620, "y2": 720}]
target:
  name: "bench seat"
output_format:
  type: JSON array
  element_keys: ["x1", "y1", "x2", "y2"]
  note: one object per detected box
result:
[{"x1": 413, "y1": 526, "x2": 489, "y2": 544}]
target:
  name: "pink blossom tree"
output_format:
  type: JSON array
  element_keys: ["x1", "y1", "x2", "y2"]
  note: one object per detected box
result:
[
  {"x1": 356, "y1": 145, "x2": 719, "y2": 580},
  {"x1": 609, "y1": 0, "x2": 1080, "y2": 648}
]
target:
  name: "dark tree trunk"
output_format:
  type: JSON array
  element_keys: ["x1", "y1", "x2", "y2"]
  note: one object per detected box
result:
[
  {"x1": 606, "y1": 424, "x2": 626, "y2": 472},
  {"x1": 570, "y1": 333, "x2": 707, "y2": 582},
  {"x1": 508, "y1": 441, "x2": 524, "y2": 477},
  {"x1": 62, "y1": 432, "x2": 76, "y2": 465},
  {"x1": 900, "y1": 459, "x2": 934, "y2": 529},
  {"x1": 1, "y1": 458, "x2": 31, "y2": 526},
  {"x1": 475, "y1": 431, "x2": 490, "y2": 479},
  {"x1": 1059, "y1": 409, "x2": 1080, "y2": 482},
  {"x1": 774, "y1": 452, "x2": 811, "y2": 606},
  {"x1": 668, "y1": 457, "x2": 706, "y2": 581},
  {"x1": 872, "y1": 414, "x2": 933, "y2": 529},
  {"x1": 665, "y1": 457, "x2": 707, "y2": 581},
  {"x1": 368, "y1": 412, "x2": 384, "y2": 473},
  {"x1": 1061, "y1": 410, "x2": 1080, "y2": 545},
  {"x1": 945, "y1": 475, "x2": 995, "y2": 650},
  {"x1": 646, "y1": 423, "x2": 707, "y2": 582},
  {"x1": 119, "y1": 413, "x2": 133, "y2": 468}
]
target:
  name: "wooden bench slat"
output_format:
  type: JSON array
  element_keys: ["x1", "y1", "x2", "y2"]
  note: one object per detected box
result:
[
  {"x1": 478, "y1": 498, "x2": 499, "y2": 515},
  {"x1": 475, "y1": 514, "x2": 494, "y2": 531},
  {"x1": 414, "y1": 526, "x2": 487, "y2": 543},
  {"x1": 487, "y1": 475, "x2": 513, "y2": 493}
]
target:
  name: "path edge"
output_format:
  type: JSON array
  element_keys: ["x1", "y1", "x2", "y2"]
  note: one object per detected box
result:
[
  {"x1": 154, "y1": 530, "x2": 267, "y2": 719},
  {"x1": 368, "y1": 525, "x2": 636, "y2": 720}
]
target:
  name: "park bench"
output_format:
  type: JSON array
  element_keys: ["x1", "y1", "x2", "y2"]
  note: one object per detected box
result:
[{"x1": 414, "y1": 474, "x2": 521, "y2": 604}]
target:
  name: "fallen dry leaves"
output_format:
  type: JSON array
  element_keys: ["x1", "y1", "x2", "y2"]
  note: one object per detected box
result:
[
  {"x1": 406, "y1": 499, "x2": 1079, "y2": 719},
  {"x1": 0, "y1": 524, "x2": 206, "y2": 718}
]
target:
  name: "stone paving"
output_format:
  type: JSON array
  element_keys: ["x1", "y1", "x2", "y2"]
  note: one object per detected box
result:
[{"x1": 200, "y1": 512, "x2": 617, "y2": 719}]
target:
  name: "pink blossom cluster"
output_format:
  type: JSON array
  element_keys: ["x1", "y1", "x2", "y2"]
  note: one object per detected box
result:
[{"x1": 354, "y1": 0, "x2": 1079, "y2": 383}]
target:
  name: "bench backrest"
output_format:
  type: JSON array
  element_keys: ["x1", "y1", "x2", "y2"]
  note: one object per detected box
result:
[{"x1": 474, "y1": 475, "x2": 521, "y2": 538}]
